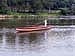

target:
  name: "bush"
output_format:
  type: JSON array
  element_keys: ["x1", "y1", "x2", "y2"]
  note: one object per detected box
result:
[
  {"x1": 0, "y1": 9, "x2": 7, "y2": 14},
  {"x1": 13, "y1": 15, "x2": 18, "y2": 18}
]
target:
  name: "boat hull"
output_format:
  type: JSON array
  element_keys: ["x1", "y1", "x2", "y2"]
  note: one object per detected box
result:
[{"x1": 16, "y1": 25, "x2": 52, "y2": 32}]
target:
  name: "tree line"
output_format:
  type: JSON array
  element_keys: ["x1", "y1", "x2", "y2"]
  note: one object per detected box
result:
[{"x1": 0, "y1": 0, "x2": 75, "y2": 15}]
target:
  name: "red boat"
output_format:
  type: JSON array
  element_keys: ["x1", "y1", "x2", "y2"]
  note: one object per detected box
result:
[{"x1": 16, "y1": 25, "x2": 52, "y2": 32}]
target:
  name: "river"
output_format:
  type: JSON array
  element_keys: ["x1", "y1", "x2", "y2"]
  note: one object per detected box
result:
[{"x1": 0, "y1": 26, "x2": 74, "y2": 56}]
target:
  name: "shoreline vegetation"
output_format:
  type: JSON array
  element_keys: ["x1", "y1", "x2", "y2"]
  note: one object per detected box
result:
[
  {"x1": 0, "y1": 9, "x2": 61, "y2": 19},
  {"x1": 0, "y1": 13, "x2": 60, "y2": 20},
  {"x1": 0, "y1": 0, "x2": 75, "y2": 20}
]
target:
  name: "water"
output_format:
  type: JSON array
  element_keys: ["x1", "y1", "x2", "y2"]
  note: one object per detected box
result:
[{"x1": 0, "y1": 26, "x2": 75, "y2": 56}]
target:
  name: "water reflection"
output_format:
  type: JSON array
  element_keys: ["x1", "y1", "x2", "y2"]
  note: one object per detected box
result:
[{"x1": 0, "y1": 27, "x2": 74, "y2": 56}]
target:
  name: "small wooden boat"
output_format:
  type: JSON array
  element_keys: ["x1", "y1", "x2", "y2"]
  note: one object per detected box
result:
[
  {"x1": 16, "y1": 25, "x2": 52, "y2": 32},
  {"x1": 16, "y1": 20, "x2": 52, "y2": 32}
]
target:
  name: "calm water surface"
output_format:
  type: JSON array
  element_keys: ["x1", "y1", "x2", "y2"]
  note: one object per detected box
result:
[{"x1": 0, "y1": 26, "x2": 75, "y2": 56}]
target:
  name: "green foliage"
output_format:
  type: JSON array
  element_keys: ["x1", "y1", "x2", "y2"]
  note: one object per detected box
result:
[
  {"x1": 0, "y1": 9, "x2": 7, "y2": 14},
  {"x1": 0, "y1": 0, "x2": 75, "y2": 15}
]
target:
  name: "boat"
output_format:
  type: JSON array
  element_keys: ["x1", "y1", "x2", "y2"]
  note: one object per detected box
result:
[
  {"x1": 16, "y1": 25, "x2": 52, "y2": 32},
  {"x1": 16, "y1": 20, "x2": 52, "y2": 32}
]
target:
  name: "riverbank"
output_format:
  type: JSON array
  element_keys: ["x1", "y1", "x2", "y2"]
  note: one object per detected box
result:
[
  {"x1": 0, "y1": 13, "x2": 59, "y2": 20},
  {"x1": 0, "y1": 13, "x2": 75, "y2": 28},
  {"x1": 0, "y1": 16, "x2": 74, "y2": 28}
]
